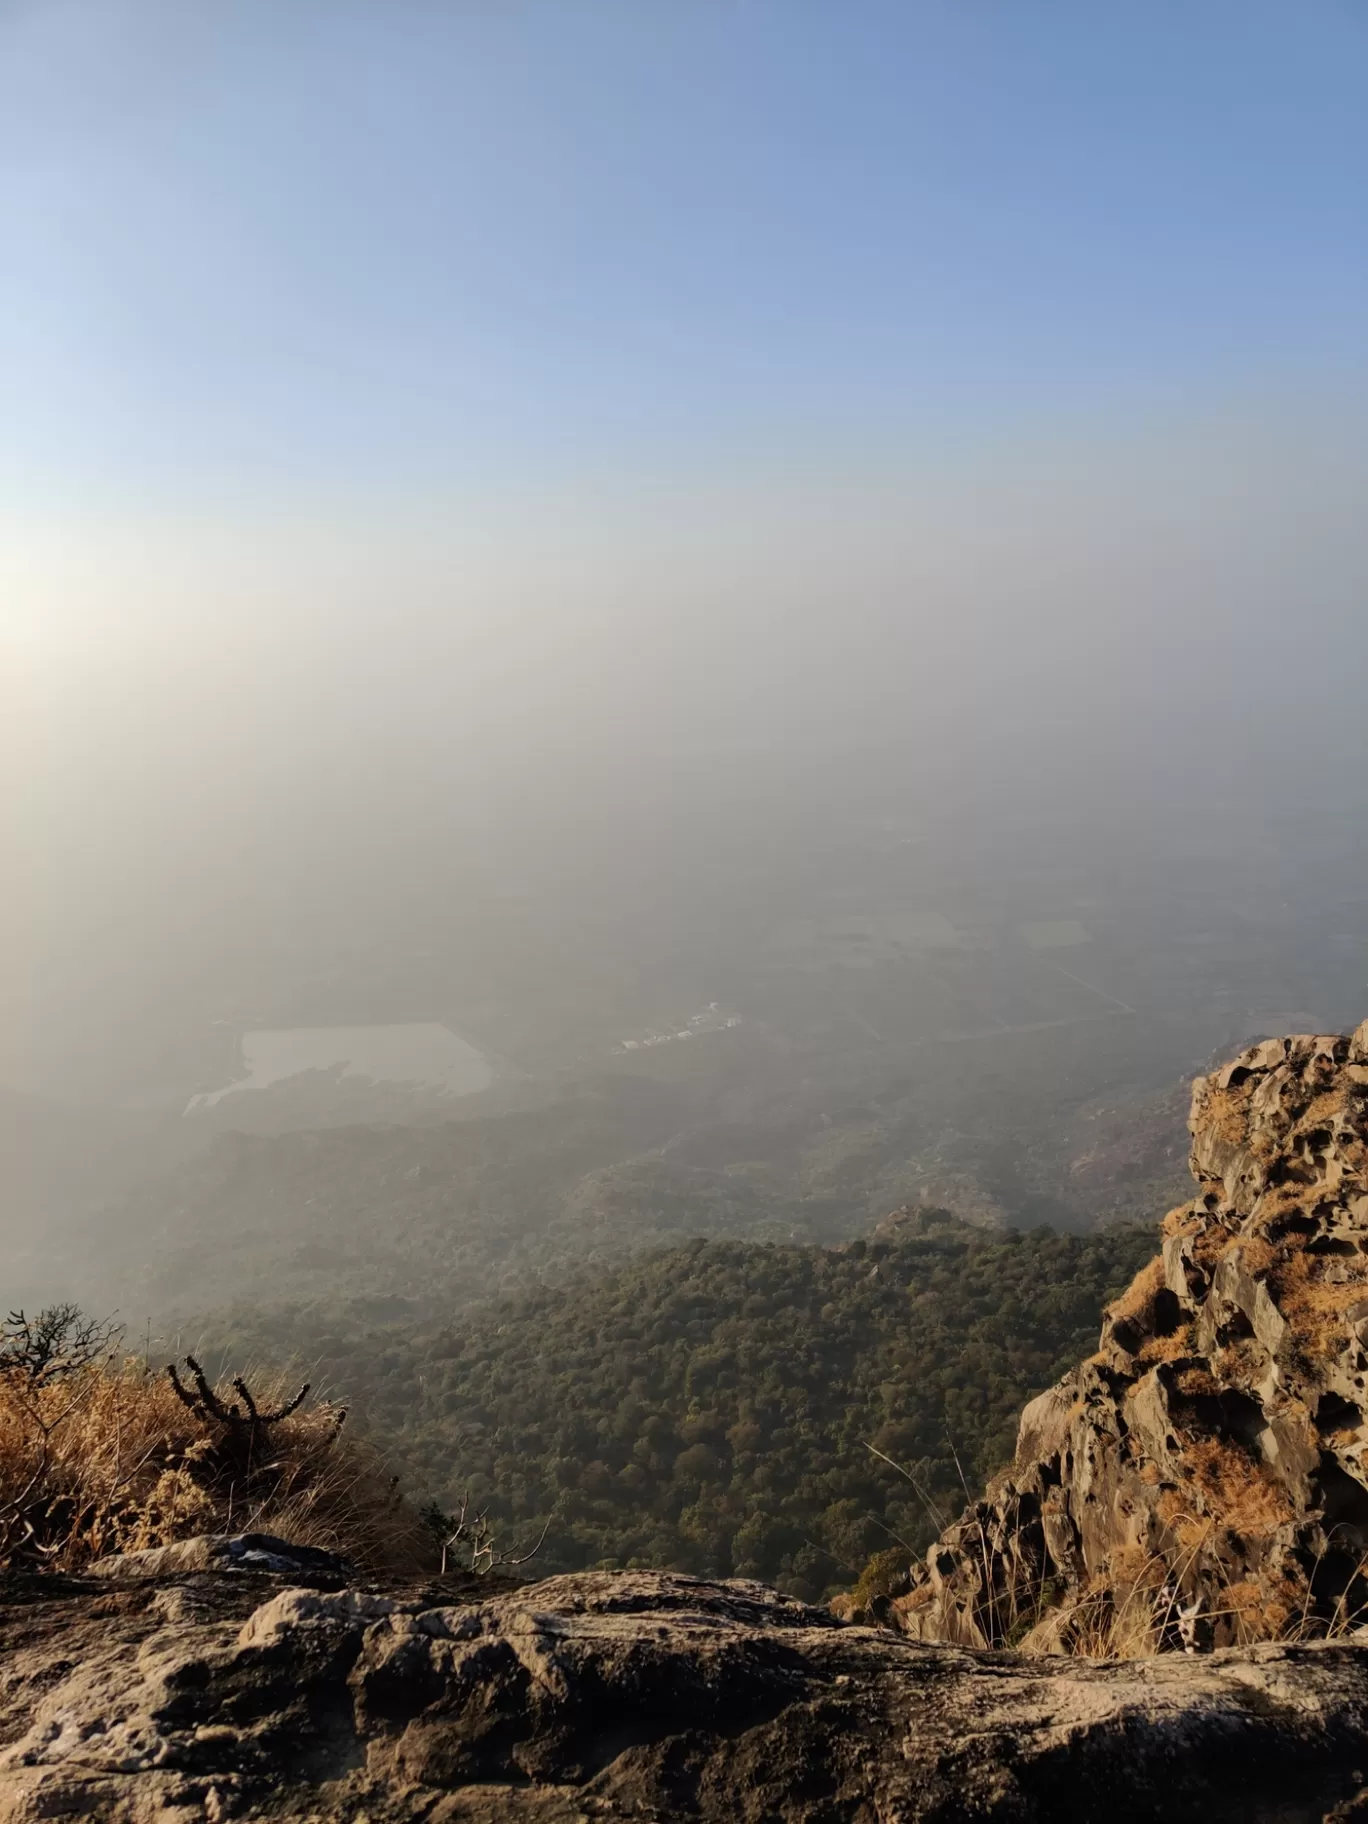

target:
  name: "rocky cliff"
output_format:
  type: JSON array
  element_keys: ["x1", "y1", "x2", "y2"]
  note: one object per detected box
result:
[
  {"x1": 884, "y1": 1021, "x2": 1368, "y2": 1654},
  {"x1": 6, "y1": 1563, "x2": 1368, "y2": 1821},
  {"x1": 10, "y1": 1025, "x2": 1368, "y2": 1820}
]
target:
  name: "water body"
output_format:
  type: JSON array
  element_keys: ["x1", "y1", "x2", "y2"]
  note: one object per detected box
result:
[{"x1": 185, "y1": 1022, "x2": 493, "y2": 1112}]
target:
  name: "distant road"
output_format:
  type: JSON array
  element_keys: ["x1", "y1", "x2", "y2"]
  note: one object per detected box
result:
[{"x1": 1033, "y1": 956, "x2": 1136, "y2": 1015}]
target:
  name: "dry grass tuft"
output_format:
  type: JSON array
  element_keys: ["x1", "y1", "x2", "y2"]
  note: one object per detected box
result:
[
  {"x1": 1276, "y1": 1248, "x2": 1368, "y2": 1313},
  {"x1": 1161, "y1": 1206, "x2": 1198, "y2": 1240},
  {"x1": 1202, "y1": 1088, "x2": 1250, "y2": 1148},
  {"x1": 0, "y1": 1339, "x2": 435, "y2": 1575},
  {"x1": 1166, "y1": 1434, "x2": 1293, "y2": 1537},
  {"x1": 1154, "y1": 1489, "x2": 1214, "y2": 1554},
  {"x1": 1273, "y1": 1249, "x2": 1368, "y2": 1362},
  {"x1": 1294, "y1": 1089, "x2": 1349, "y2": 1136},
  {"x1": 1061, "y1": 1550, "x2": 1170, "y2": 1659},
  {"x1": 1218, "y1": 1576, "x2": 1269, "y2": 1638},
  {"x1": 1233, "y1": 1234, "x2": 1277, "y2": 1277},
  {"x1": 1249, "y1": 1187, "x2": 1310, "y2": 1231},
  {"x1": 1137, "y1": 1324, "x2": 1193, "y2": 1366},
  {"x1": 1050, "y1": 1546, "x2": 1356, "y2": 1657},
  {"x1": 1106, "y1": 1256, "x2": 1167, "y2": 1327}
]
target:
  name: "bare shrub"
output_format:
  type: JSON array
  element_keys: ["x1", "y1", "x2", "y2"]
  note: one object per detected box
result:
[
  {"x1": 0, "y1": 1309, "x2": 433, "y2": 1574},
  {"x1": 0, "y1": 1306, "x2": 119, "y2": 1383},
  {"x1": 419, "y1": 1492, "x2": 549, "y2": 1577}
]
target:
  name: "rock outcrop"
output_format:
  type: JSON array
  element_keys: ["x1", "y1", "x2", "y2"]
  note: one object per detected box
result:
[
  {"x1": 6, "y1": 1566, "x2": 1368, "y2": 1820},
  {"x1": 12, "y1": 1025, "x2": 1368, "y2": 1818},
  {"x1": 886, "y1": 1021, "x2": 1368, "y2": 1654},
  {"x1": 87, "y1": 1531, "x2": 354, "y2": 1584}
]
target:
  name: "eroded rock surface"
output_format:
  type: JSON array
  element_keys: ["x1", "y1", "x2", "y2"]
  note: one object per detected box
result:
[
  {"x1": 4, "y1": 1567, "x2": 1368, "y2": 1820},
  {"x1": 886, "y1": 1021, "x2": 1368, "y2": 1655},
  {"x1": 87, "y1": 1531, "x2": 353, "y2": 1584}
]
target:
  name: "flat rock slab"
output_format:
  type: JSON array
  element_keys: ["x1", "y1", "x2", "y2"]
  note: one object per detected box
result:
[
  {"x1": 1, "y1": 1569, "x2": 1368, "y2": 1821},
  {"x1": 87, "y1": 1530, "x2": 354, "y2": 1584}
]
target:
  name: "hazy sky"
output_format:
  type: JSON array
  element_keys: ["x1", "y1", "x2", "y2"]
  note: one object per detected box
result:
[
  {"x1": 4, "y1": 3, "x2": 1368, "y2": 1093},
  {"x1": 3, "y1": 2, "x2": 1366, "y2": 499},
  {"x1": 6, "y1": 2, "x2": 1367, "y2": 697}
]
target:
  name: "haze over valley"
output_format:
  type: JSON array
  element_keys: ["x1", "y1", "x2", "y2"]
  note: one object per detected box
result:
[
  {"x1": 9, "y1": 731, "x2": 1368, "y2": 1327},
  {"x1": 4, "y1": 0, "x2": 1368, "y2": 1605}
]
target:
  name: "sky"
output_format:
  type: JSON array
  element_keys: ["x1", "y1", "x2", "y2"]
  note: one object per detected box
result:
[
  {"x1": 4, "y1": 1, "x2": 1368, "y2": 1093},
  {"x1": 4, "y1": 2, "x2": 1366, "y2": 700},
  {"x1": 2, "y1": 2, "x2": 1365, "y2": 503}
]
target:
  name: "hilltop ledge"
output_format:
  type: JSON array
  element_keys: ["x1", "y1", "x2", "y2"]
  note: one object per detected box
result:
[{"x1": 3, "y1": 1566, "x2": 1368, "y2": 1820}]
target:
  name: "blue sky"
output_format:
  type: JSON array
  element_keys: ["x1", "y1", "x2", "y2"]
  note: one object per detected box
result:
[
  {"x1": 4, "y1": 0, "x2": 1367, "y2": 813},
  {"x1": 2, "y1": 0, "x2": 1365, "y2": 504}
]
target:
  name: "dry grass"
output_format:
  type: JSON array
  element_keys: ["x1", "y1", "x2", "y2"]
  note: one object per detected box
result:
[
  {"x1": 1201, "y1": 1088, "x2": 1250, "y2": 1149},
  {"x1": 1039, "y1": 1531, "x2": 1277, "y2": 1659},
  {"x1": 1064, "y1": 1546, "x2": 1334, "y2": 1656},
  {"x1": 1137, "y1": 1324, "x2": 1193, "y2": 1366},
  {"x1": 1213, "y1": 1338, "x2": 1265, "y2": 1383},
  {"x1": 1013, "y1": 1438, "x2": 1306, "y2": 1658},
  {"x1": 1290, "y1": 1553, "x2": 1368, "y2": 1643},
  {"x1": 1187, "y1": 1213, "x2": 1242, "y2": 1275},
  {"x1": 1106, "y1": 1256, "x2": 1167, "y2": 1327},
  {"x1": 1240, "y1": 1571, "x2": 1309, "y2": 1642},
  {"x1": 1276, "y1": 1248, "x2": 1368, "y2": 1314},
  {"x1": 1272, "y1": 1248, "x2": 1368, "y2": 1361},
  {"x1": 1293, "y1": 1088, "x2": 1349, "y2": 1136},
  {"x1": 1174, "y1": 1434, "x2": 1294, "y2": 1536},
  {"x1": 1009, "y1": 1422, "x2": 1367, "y2": 1657},
  {"x1": 1058, "y1": 1548, "x2": 1171, "y2": 1659},
  {"x1": 1218, "y1": 1576, "x2": 1272, "y2": 1638},
  {"x1": 1252, "y1": 1186, "x2": 1312, "y2": 1224},
  {"x1": 1155, "y1": 1489, "x2": 1215, "y2": 1554},
  {"x1": 0, "y1": 1351, "x2": 435, "y2": 1575},
  {"x1": 1233, "y1": 1233, "x2": 1277, "y2": 1276}
]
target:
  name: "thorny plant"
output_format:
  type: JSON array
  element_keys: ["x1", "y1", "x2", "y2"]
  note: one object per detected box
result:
[
  {"x1": 166, "y1": 1353, "x2": 316, "y2": 1431},
  {"x1": 0, "y1": 1307, "x2": 428, "y2": 1574},
  {"x1": 162, "y1": 1355, "x2": 365, "y2": 1542},
  {"x1": 165, "y1": 1353, "x2": 338, "y2": 1480}
]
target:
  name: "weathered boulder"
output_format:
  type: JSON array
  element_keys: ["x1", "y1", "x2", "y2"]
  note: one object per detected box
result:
[
  {"x1": 884, "y1": 1022, "x2": 1368, "y2": 1654},
  {"x1": 5, "y1": 1567, "x2": 1368, "y2": 1820},
  {"x1": 87, "y1": 1531, "x2": 353, "y2": 1584}
]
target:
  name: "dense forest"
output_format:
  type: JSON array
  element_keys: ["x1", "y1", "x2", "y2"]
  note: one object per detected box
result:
[{"x1": 207, "y1": 1211, "x2": 1156, "y2": 1602}]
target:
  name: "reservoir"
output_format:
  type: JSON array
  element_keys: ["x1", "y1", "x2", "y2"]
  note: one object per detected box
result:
[{"x1": 185, "y1": 1022, "x2": 493, "y2": 1112}]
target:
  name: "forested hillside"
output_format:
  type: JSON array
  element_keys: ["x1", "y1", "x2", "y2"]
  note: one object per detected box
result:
[
  {"x1": 206, "y1": 1212, "x2": 1156, "y2": 1601},
  {"x1": 59, "y1": 1055, "x2": 1188, "y2": 1329}
]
